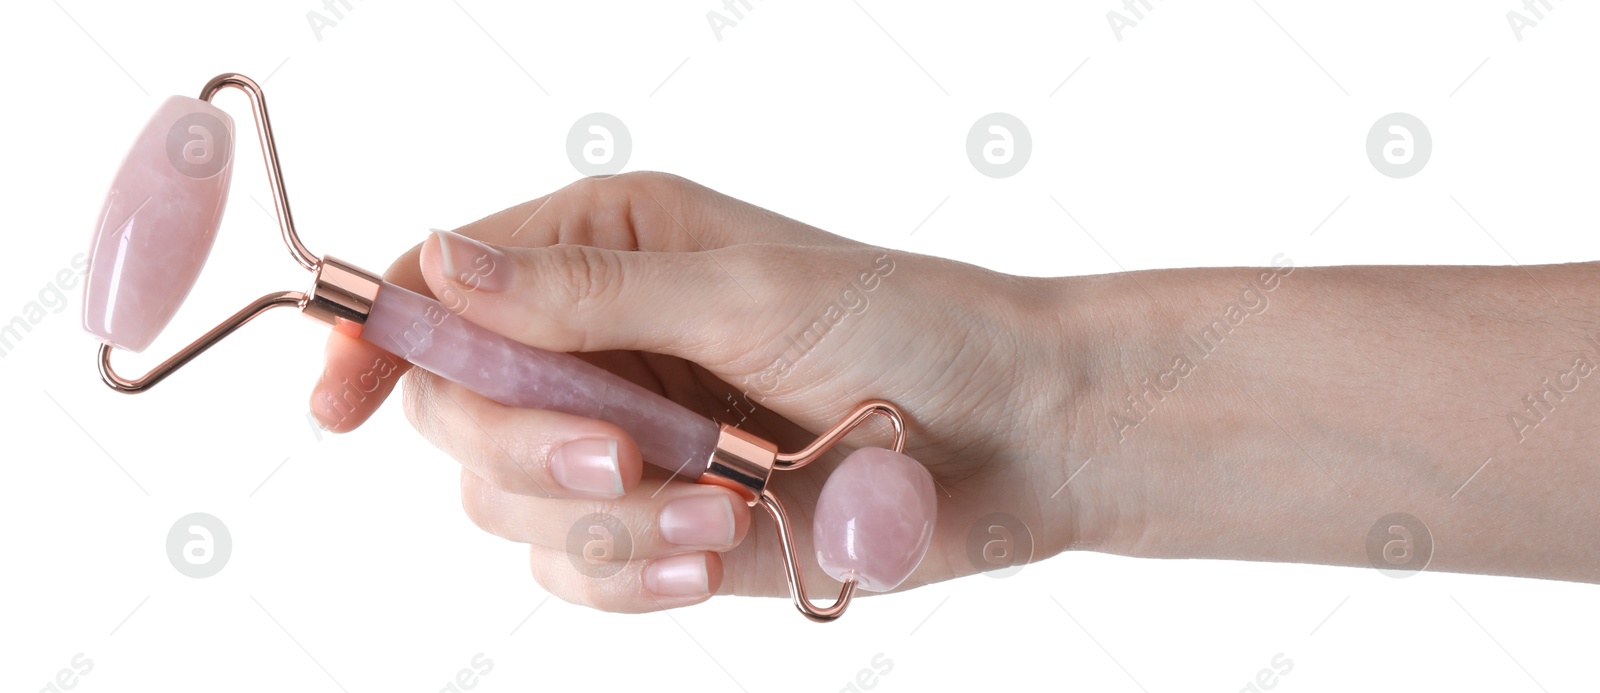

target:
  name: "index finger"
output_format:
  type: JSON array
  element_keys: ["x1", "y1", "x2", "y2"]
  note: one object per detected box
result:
[{"x1": 307, "y1": 172, "x2": 848, "y2": 431}]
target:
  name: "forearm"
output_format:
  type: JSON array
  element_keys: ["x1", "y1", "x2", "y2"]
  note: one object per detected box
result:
[{"x1": 1049, "y1": 261, "x2": 1600, "y2": 582}]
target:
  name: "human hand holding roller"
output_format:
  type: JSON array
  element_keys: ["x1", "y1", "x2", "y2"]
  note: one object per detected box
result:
[
  {"x1": 307, "y1": 172, "x2": 1065, "y2": 613},
  {"x1": 84, "y1": 73, "x2": 1050, "y2": 621},
  {"x1": 317, "y1": 170, "x2": 1600, "y2": 607}
]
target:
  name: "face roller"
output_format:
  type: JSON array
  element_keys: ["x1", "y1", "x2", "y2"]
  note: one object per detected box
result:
[{"x1": 83, "y1": 73, "x2": 937, "y2": 621}]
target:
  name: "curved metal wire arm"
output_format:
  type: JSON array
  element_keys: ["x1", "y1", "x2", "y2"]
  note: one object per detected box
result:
[
  {"x1": 758, "y1": 489, "x2": 858, "y2": 623},
  {"x1": 774, "y1": 399, "x2": 906, "y2": 470},
  {"x1": 99, "y1": 291, "x2": 306, "y2": 393},
  {"x1": 200, "y1": 73, "x2": 319, "y2": 271},
  {"x1": 98, "y1": 74, "x2": 328, "y2": 395}
]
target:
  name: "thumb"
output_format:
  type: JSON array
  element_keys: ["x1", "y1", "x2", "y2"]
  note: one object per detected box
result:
[{"x1": 420, "y1": 229, "x2": 770, "y2": 365}]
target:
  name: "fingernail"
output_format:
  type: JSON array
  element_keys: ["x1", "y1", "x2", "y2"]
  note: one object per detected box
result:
[
  {"x1": 644, "y1": 553, "x2": 711, "y2": 597},
  {"x1": 309, "y1": 374, "x2": 331, "y2": 427},
  {"x1": 309, "y1": 389, "x2": 340, "y2": 430},
  {"x1": 659, "y1": 494, "x2": 736, "y2": 548},
  {"x1": 550, "y1": 438, "x2": 624, "y2": 498},
  {"x1": 432, "y1": 228, "x2": 510, "y2": 292}
]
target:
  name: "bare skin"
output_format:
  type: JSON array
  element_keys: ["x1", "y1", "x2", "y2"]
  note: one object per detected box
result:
[{"x1": 310, "y1": 172, "x2": 1599, "y2": 613}]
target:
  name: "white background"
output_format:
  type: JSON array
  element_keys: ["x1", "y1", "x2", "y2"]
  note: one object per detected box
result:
[{"x1": 3, "y1": 0, "x2": 1597, "y2": 690}]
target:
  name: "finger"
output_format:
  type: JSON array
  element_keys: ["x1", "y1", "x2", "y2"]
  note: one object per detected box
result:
[
  {"x1": 308, "y1": 238, "x2": 439, "y2": 430},
  {"x1": 461, "y1": 467, "x2": 751, "y2": 555},
  {"x1": 404, "y1": 370, "x2": 648, "y2": 499},
  {"x1": 527, "y1": 542, "x2": 724, "y2": 613},
  {"x1": 310, "y1": 330, "x2": 410, "y2": 432},
  {"x1": 420, "y1": 230, "x2": 804, "y2": 364},
  {"x1": 309, "y1": 172, "x2": 836, "y2": 432},
  {"x1": 447, "y1": 172, "x2": 849, "y2": 254}
]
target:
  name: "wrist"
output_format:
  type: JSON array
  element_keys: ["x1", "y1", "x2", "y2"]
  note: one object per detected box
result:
[
  {"x1": 1028, "y1": 262, "x2": 1309, "y2": 563},
  {"x1": 1014, "y1": 272, "x2": 1156, "y2": 559}
]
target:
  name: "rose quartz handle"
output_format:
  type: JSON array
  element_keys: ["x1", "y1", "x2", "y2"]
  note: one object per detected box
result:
[{"x1": 360, "y1": 281, "x2": 720, "y2": 478}]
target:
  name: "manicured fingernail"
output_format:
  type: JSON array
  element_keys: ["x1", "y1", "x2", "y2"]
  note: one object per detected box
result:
[
  {"x1": 659, "y1": 494, "x2": 736, "y2": 548},
  {"x1": 432, "y1": 228, "x2": 510, "y2": 292},
  {"x1": 550, "y1": 438, "x2": 624, "y2": 498},
  {"x1": 644, "y1": 553, "x2": 711, "y2": 597}
]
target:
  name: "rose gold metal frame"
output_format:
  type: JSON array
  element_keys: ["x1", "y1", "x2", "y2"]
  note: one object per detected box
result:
[
  {"x1": 98, "y1": 73, "x2": 381, "y2": 394},
  {"x1": 700, "y1": 399, "x2": 908, "y2": 622},
  {"x1": 98, "y1": 291, "x2": 305, "y2": 393},
  {"x1": 776, "y1": 399, "x2": 907, "y2": 466},
  {"x1": 199, "y1": 73, "x2": 317, "y2": 272}
]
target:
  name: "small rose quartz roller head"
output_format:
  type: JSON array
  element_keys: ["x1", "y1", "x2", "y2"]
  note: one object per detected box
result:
[{"x1": 83, "y1": 73, "x2": 937, "y2": 621}]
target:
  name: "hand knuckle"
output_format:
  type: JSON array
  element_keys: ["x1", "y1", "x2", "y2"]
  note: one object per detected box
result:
[
  {"x1": 400, "y1": 372, "x2": 435, "y2": 436},
  {"x1": 489, "y1": 455, "x2": 548, "y2": 496},
  {"x1": 458, "y1": 474, "x2": 494, "y2": 534},
  {"x1": 621, "y1": 170, "x2": 688, "y2": 194},
  {"x1": 527, "y1": 549, "x2": 561, "y2": 592},
  {"x1": 578, "y1": 576, "x2": 640, "y2": 613},
  {"x1": 544, "y1": 244, "x2": 620, "y2": 320}
]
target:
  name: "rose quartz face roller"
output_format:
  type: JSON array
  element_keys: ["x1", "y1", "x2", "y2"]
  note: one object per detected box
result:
[{"x1": 83, "y1": 73, "x2": 937, "y2": 621}]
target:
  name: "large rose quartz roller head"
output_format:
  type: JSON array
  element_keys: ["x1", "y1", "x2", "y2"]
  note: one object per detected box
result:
[
  {"x1": 83, "y1": 73, "x2": 936, "y2": 622},
  {"x1": 83, "y1": 96, "x2": 234, "y2": 353}
]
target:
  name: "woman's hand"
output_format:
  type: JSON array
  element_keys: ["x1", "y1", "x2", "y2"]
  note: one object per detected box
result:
[
  {"x1": 310, "y1": 170, "x2": 1600, "y2": 608},
  {"x1": 308, "y1": 172, "x2": 1097, "y2": 612}
]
